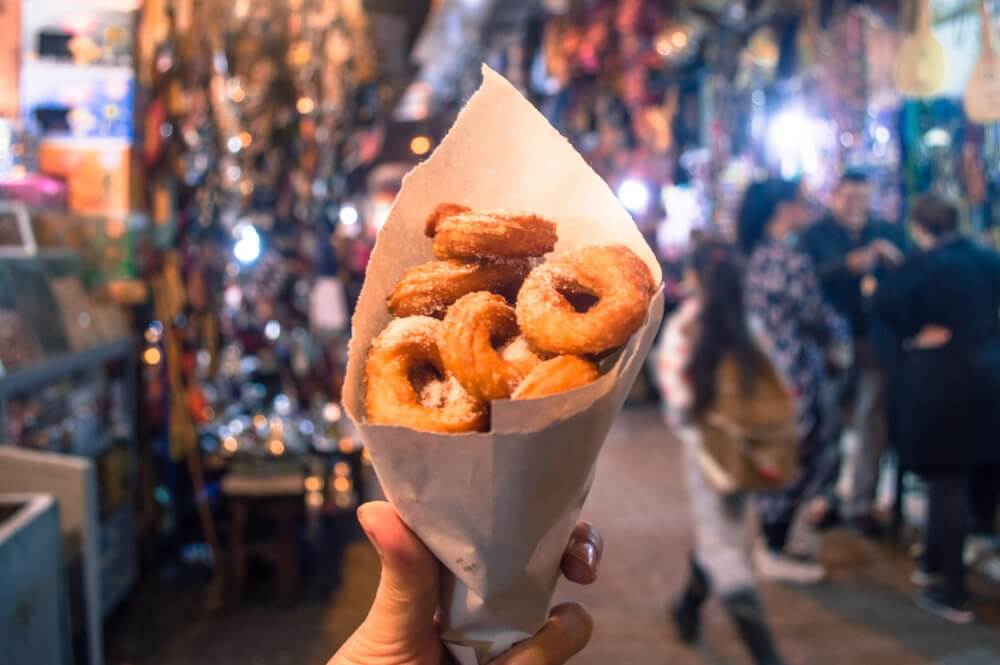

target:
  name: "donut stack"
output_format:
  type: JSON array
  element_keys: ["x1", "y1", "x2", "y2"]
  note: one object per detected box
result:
[{"x1": 364, "y1": 203, "x2": 655, "y2": 433}]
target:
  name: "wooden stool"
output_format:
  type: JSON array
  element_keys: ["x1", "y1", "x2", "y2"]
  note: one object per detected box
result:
[{"x1": 223, "y1": 473, "x2": 304, "y2": 604}]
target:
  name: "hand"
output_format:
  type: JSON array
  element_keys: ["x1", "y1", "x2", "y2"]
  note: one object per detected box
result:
[
  {"x1": 911, "y1": 324, "x2": 952, "y2": 349},
  {"x1": 845, "y1": 247, "x2": 876, "y2": 274},
  {"x1": 869, "y1": 239, "x2": 903, "y2": 266},
  {"x1": 329, "y1": 501, "x2": 603, "y2": 665}
]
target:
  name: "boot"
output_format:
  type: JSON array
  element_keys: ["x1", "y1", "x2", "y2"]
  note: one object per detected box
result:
[
  {"x1": 671, "y1": 555, "x2": 710, "y2": 645},
  {"x1": 721, "y1": 589, "x2": 787, "y2": 665}
]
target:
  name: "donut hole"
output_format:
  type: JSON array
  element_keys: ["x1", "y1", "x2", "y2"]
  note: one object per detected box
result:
[
  {"x1": 558, "y1": 286, "x2": 599, "y2": 313},
  {"x1": 409, "y1": 363, "x2": 446, "y2": 406}
]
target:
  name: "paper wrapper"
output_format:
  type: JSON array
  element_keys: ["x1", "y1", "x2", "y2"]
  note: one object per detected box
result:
[{"x1": 342, "y1": 66, "x2": 664, "y2": 665}]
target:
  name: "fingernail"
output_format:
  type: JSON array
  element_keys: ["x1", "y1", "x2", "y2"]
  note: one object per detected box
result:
[
  {"x1": 568, "y1": 540, "x2": 598, "y2": 573},
  {"x1": 357, "y1": 505, "x2": 382, "y2": 556}
]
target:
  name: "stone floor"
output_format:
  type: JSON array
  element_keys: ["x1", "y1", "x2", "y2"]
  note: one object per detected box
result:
[{"x1": 107, "y1": 406, "x2": 1000, "y2": 665}]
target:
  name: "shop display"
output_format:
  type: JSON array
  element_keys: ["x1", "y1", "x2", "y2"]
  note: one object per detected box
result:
[
  {"x1": 964, "y1": 0, "x2": 1000, "y2": 124},
  {"x1": 894, "y1": 0, "x2": 946, "y2": 97},
  {"x1": 50, "y1": 275, "x2": 104, "y2": 351},
  {"x1": 0, "y1": 308, "x2": 44, "y2": 371}
]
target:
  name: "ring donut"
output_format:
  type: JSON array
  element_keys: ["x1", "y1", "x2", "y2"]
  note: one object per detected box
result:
[
  {"x1": 387, "y1": 258, "x2": 530, "y2": 318},
  {"x1": 499, "y1": 335, "x2": 546, "y2": 378},
  {"x1": 364, "y1": 316, "x2": 487, "y2": 433},
  {"x1": 440, "y1": 292, "x2": 527, "y2": 401},
  {"x1": 426, "y1": 208, "x2": 558, "y2": 260},
  {"x1": 516, "y1": 244, "x2": 655, "y2": 355},
  {"x1": 512, "y1": 356, "x2": 600, "y2": 400}
]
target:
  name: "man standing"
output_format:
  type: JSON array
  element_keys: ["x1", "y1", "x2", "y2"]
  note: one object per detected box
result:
[{"x1": 801, "y1": 171, "x2": 906, "y2": 536}]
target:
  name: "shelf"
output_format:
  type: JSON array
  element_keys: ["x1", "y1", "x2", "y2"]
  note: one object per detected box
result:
[{"x1": 0, "y1": 338, "x2": 133, "y2": 398}]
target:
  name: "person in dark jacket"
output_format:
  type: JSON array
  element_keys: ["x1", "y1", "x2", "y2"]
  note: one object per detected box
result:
[
  {"x1": 801, "y1": 171, "x2": 907, "y2": 535},
  {"x1": 872, "y1": 194, "x2": 1000, "y2": 624}
]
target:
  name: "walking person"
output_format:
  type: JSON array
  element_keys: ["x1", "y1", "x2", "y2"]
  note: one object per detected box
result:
[
  {"x1": 658, "y1": 239, "x2": 796, "y2": 665},
  {"x1": 801, "y1": 171, "x2": 907, "y2": 535},
  {"x1": 739, "y1": 178, "x2": 852, "y2": 584},
  {"x1": 872, "y1": 194, "x2": 1000, "y2": 623}
]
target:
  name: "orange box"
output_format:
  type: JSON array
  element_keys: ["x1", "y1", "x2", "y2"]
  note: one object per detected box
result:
[{"x1": 38, "y1": 138, "x2": 131, "y2": 214}]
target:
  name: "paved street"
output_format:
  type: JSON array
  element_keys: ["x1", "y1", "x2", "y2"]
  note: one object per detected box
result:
[{"x1": 108, "y1": 406, "x2": 1000, "y2": 665}]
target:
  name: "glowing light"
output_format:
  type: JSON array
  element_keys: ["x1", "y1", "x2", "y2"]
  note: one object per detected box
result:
[
  {"x1": 323, "y1": 403, "x2": 342, "y2": 422},
  {"x1": 410, "y1": 135, "x2": 432, "y2": 156},
  {"x1": 265, "y1": 320, "x2": 281, "y2": 340},
  {"x1": 333, "y1": 477, "x2": 351, "y2": 493},
  {"x1": 617, "y1": 178, "x2": 651, "y2": 215},
  {"x1": 334, "y1": 461, "x2": 351, "y2": 477},
  {"x1": 306, "y1": 491, "x2": 324, "y2": 507},
  {"x1": 296, "y1": 97, "x2": 316, "y2": 114},
  {"x1": 227, "y1": 136, "x2": 243, "y2": 153},
  {"x1": 253, "y1": 414, "x2": 268, "y2": 430},
  {"x1": 304, "y1": 476, "x2": 322, "y2": 492},
  {"x1": 239, "y1": 131, "x2": 253, "y2": 147},
  {"x1": 766, "y1": 107, "x2": 832, "y2": 178},
  {"x1": 233, "y1": 223, "x2": 261, "y2": 263},
  {"x1": 338, "y1": 437, "x2": 356, "y2": 454},
  {"x1": 222, "y1": 436, "x2": 239, "y2": 453},
  {"x1": 924, "y1": 127, "x2": 950, "y2": 148},
  {"x1": 145, "y1": 321, "x2": 163, "y2": 344},
  {"x1": 339, "y1": 204, "x2": 359, "y2": 226},
  {"x1": 671, "y1": 30, "x2": 688, "y2": 49},
  {"x1": 143, "y1": 348, "x2": 162, "y2": 365},
  {"x1": 269, "y1": 439, "x2": 286, "y2": 455},
  {"x1": 874, "y1": 126, "x2": 890, "y2": 144},
  {"x1": 269, "y1": 417, "x2": 284, "y2": 435},
  {"x1": 655, "y1": 33, "x2": 673, "y2": 57}
]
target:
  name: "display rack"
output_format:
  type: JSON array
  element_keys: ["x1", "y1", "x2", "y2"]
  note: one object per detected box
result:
[{"x1": 0, "y1": 337, "x2": 138, "y2": 619}]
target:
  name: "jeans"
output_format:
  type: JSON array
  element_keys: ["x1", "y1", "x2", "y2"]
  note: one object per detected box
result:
[
  {"x1": 845, "y1": 342, "x2": 889, "y2": 519},
  {"x1": 923, "y1": 472, "x2": 969, "y2": 603}
]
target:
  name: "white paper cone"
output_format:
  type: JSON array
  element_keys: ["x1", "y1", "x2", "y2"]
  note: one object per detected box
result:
[{"x1": 342, "y1": 65, "x2": 664, "y2": 663}]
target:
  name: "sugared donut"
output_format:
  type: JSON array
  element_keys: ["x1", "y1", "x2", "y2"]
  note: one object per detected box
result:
[
  {"x1": 516, "y1": 245, "x2": 655, "y2": 355},
  {"x1": 364, "y1": 316, "x2": 487, "y2": 433},
  {"x1": 426, "y1": 209, "x2": 558, "y2": 260},
  {"x1": 387, "y1": 258, "x2": 530, "y2": 318},
  {"x1": 439, "y1": 292, "x2": 527, "y2": 401},
  {"x1": 511, "y1": 356, "x2": 600, "y2": 400}
]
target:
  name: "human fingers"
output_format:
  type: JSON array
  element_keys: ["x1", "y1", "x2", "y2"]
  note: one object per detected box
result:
[
  {"x1": 560, "y1": 521, "x2": 603, "y2": 585},
  {"x1": 490, "y1": 603, "x2": 594, "y2": 665},
  {"x1": 356, "y1": 501, "x2": 439, "y2": 636}
]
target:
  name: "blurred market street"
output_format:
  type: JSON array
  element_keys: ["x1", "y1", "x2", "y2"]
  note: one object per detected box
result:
[{"x1": 107, "y1": 406, "x2": 1000, "y2": 665}]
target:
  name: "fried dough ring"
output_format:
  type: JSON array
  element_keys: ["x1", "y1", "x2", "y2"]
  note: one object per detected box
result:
[
  {"x1": 439, "y1": 292, "x2": 527, "y2": 401},
  {"x1": 516, "y1": 244, "x2": 655, "y2": 355},
  {"x1": 426, "y1": 209, "x2": 558, "y2": 260},
  {"x1": 499, "y1": 335, "x2": 546, "y2": 377},
  {"x1": 387, "y1": 258, "x2": 530, "y2": 318},
  {"x1": 511, "y1": 356, "x2": 600, "y2": 400},
  {"x1": 364, "y1": 316, "x2": 487, "y2": 433}
]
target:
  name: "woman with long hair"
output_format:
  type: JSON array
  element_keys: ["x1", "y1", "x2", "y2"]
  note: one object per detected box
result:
[
  {"x1": 738, "y1": 178, "x2": 851, "y2": 584},
  {"x1": 658, "y1": 240, "x2": 796, "y2": 665}
]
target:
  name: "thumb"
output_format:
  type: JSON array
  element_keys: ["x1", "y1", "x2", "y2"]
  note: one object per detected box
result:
[{"x1": 356, "y1": 501, "x2": 440, "y2": 640}]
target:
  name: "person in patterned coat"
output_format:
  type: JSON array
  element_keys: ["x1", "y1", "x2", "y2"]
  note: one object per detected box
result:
[{"x1": 738, "y1": 178, "x2": 852, "y2": 585}]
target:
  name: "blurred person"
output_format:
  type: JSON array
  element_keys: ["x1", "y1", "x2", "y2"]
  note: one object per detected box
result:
[
  {"x1": 801, "y1": 171, "x2": 907, "y2": 536},
  {"x1": 329, "y1": 501, "x2": 602, "y2": 664},
  {"x1": 739, "y1": 179, "x2": 852, "y2": 585},
  {"x1": 658, "y1": 240, "x2": 796, "y2": 665},
  {"x1": 872, "y1": 195, "x2": 1000, "y2": 624}
]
